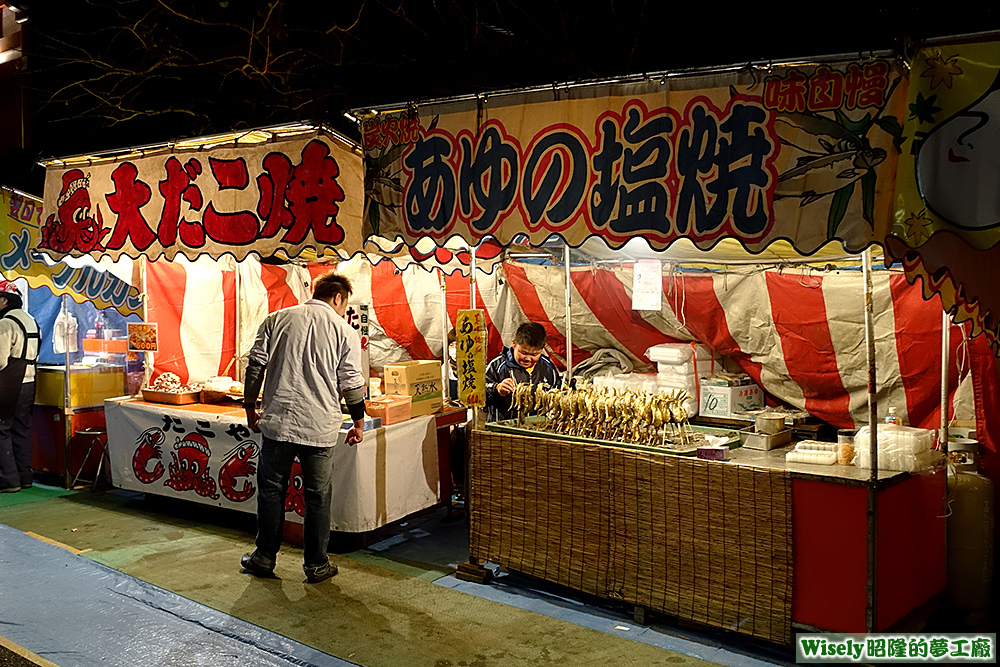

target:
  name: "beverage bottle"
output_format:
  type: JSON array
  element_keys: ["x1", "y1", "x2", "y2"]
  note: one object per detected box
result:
[{"x1": 884, "y1": 407, "x2": 900, "y2": 425}]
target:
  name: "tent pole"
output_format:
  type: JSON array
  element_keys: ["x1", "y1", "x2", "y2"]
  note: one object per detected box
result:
[
  {"x1": 941, "y1": 309, "x2": 950, "y2": 445},
  {"x1": 234, "y1": 260, "x2": 241, "y2": 381},
  {"x1": 440, "y1": 268, "x2": 449, "y2": 403},
  {"x1": 141, "y1": 258, "x2": 152, "y2": 391},
  {"x1": 862, "y1": 247, "x2": 878, "y2": 634},
  {"x1": 564, "y1": 243, "x2": 572, "y2": 387},
  {"x1": 470, "y1": 246, "x2": 477, "y2": 310}
]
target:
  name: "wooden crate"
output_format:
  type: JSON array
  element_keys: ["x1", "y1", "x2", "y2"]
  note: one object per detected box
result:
[{"x1": 469, "y1": 429, "x2": 793, "y2": 645}]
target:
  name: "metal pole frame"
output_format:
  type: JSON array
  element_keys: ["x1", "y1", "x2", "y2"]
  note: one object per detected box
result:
[
  {"x1": 564, "y1": 244, "x2": 572, "y2": 387},
  {"x1": 862, "y1": 248, "x2": 878, "y2": 633}
]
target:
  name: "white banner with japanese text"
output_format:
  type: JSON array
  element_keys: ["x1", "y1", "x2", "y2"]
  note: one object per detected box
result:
[{"x1": 105, "y1": 398, "x2": 439, "y2": 532}]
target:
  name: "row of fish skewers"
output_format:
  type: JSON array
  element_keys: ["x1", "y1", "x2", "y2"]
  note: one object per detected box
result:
[{"x1": 510, "y1": 381, "x2": 695, "y2": 447}]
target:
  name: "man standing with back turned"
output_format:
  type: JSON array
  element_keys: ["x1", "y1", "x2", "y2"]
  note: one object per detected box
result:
[{"x1": 240, "y1": 271, "x2": 367, "y2": 583}]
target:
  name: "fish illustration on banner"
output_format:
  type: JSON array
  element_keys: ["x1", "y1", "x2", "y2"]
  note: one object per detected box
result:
[
  {"x1": 40, "y1": 128, "x2": 364, "y2": 263},
  {"x1": 1, "y1": 187, "x2": 143, "y2": 316},
  {"x1": 359, "y1": 59, "x2": 907, "y2": 256},
  {"x1": 888, "y1": 39, "x2": 1000, "y2": 354}
]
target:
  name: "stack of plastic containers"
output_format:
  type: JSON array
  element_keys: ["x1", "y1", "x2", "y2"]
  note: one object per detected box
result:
[
  {"x1": 646, "y1": 343, "x2": 720, "y2": 417},
  {"x1": 853, "y1": 424, "x2": 939, "y2": 472}
]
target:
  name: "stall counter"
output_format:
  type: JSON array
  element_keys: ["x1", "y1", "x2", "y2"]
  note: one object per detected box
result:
[
  {"x1": 105, "y1": 397, "x2": 443, "y2": 533},
  {"x1": 468, "y1": 429, "x2": 946, "y2": 646}
]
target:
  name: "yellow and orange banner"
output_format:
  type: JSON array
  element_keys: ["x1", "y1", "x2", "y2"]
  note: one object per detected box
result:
[
  {"x1": 889, "y1": 39, "x2": 1000, "y2": 353},
  {"x1": 1, "y1": 188, "x2": 142, "y2": 316},
  {"x1": 362, "y1": 59, "x2": 908, "y2": 256}
]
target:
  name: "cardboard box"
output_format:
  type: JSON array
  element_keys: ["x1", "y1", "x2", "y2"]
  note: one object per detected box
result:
[
  {"x1": 365, "y1": 394, "x2": 412, "y2": 425},
  {"x1": 699, "y1": 382, "x2": 763, "y2": 418},
  {"x1": 383, "y1": 360, "x2": 443, "y2": 416}
]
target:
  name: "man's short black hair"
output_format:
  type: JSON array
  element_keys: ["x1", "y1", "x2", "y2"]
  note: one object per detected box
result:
[
  {"x1": 312, "y1": 271, "x2": 353, "y2": 302},
  {"x1": 513, "y1": 322, "x2": 547, "y2": 349},
  {"x1": 0, "y1": 292, "x2": 22, "y2": 312}
]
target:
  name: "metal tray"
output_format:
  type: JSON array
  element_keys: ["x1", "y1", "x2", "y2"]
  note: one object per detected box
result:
[
  {"x1": 141, "y1": 389, "x2": 201, "y2": 405},
  {"x1": 485, "y1": 416, "x2": 739, "y2": 456},
  {"x1": 738, "y1": 427, "x2": 793, "y2": 451}
]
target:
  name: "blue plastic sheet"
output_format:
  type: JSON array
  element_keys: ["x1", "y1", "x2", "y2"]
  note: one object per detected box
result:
[{"x1": 0, "y1": 523, "x2": 354, "y2": 667}]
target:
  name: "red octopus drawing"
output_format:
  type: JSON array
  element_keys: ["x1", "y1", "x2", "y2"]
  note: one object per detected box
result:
[{"x1": 163, "y1": 433, "x2": 219, "y2": 499}]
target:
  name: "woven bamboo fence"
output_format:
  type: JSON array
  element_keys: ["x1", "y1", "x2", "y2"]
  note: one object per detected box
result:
[{"x1": 469, "y1": 429, "x2": 793, "y2": 645}]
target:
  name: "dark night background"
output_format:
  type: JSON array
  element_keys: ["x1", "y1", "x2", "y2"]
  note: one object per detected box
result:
[{"x1": 4, "y1": 1, "x2": 1000, "y2": 196}]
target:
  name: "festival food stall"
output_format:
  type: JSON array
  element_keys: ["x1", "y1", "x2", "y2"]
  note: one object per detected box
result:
[
  {"x1": 2, "y1": 186, "x2": 146, "y2": 486},
  {"x1": 35, "y1": 123, "x2": 469, "y2": 534},
  {"x1": 351, "y1": 41, "x2": 1000, "y2": 645}
]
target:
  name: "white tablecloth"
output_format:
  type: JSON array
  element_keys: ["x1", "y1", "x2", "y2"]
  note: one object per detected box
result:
[{"x1": 104, "y1": 398, "x2": 439, "y2": 532}]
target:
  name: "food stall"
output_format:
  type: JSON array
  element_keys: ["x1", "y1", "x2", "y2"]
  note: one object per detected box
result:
[
  {"x1": 36, "y1": 123, "x2": 469, "y2": 534},
  {"x1": 351, "y1": 42, "x2": 1000, "y2": 645},
  {"x1": 2, "y1": 186, "x2": 146, "y2": 486}
]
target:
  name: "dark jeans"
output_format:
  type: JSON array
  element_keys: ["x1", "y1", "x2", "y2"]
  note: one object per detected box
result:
[
  {"x1": 255, "y1": 436, "x2": 334, "y2": 568},
  {"x1": 0, "y1": 382, "x2": 34, "y2": 489}
]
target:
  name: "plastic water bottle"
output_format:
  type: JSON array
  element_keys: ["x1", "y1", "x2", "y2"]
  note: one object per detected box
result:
[{"x1": 885, "y1": 407, "x2": 900, "y2": 425}]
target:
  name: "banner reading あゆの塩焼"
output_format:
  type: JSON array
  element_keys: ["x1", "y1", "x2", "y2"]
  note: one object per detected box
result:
[{"x1": 361, "y1": 60, "x2": 907, "y2": 256}]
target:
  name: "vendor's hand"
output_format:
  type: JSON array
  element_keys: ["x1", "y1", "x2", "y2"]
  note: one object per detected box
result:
[
  {"x1": 497, "y1": 378, "x2": 517, "y2": 396},
  {"x1": 345, "y1": 422, "x2": 364, "y2": 446},
  {"x1": 245, "y1": 406, "x2": 261, "y2": 433}
]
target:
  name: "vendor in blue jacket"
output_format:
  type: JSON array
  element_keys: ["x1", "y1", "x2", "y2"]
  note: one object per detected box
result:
[{"x1": 484, "y1": 322, "x2": 562, "y2": 423}]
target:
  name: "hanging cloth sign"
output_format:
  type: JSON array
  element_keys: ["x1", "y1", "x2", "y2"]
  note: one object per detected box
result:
[
  {"x1": 40, "y1": 128, "x2": 364, "y2": 263},
  {"x1": 632, "y1": 259, "x2": 663, "y2": 311},
  {"x1": 456, "y1": 309, "x2": 487, "y2": 408},
  {"x1": 360, "y1": 59, "x2": 907, "y2": 256}
]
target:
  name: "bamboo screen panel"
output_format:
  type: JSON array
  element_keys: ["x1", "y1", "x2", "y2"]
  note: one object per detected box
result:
[{"x1": 469, "y1": 430, "x2": 793, "y2": 645}]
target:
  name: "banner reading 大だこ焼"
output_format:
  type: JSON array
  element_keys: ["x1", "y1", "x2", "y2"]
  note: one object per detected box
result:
[{"x1": 41, "y1": 128, "x2": 364, "y2": 263}]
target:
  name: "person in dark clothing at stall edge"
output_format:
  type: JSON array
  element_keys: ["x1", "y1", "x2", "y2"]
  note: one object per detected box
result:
[
  {"x1": 484, "y1": 322, "x2": 561, "y2": 423},
  {"x1": 0, "y1": 280, "x2": 40, "y2": 493}
]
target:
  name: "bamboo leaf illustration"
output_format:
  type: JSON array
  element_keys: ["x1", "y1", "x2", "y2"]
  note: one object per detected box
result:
[{"x1": 827, "y1": 181, "x2": 855, "y2": 239}]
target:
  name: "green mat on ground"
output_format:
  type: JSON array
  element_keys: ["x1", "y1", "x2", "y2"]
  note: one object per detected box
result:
[
  {"x1": 0, "y1": 484, "x2": 74, "y2": 509},
  {"x1": 0, "y1": 492, "x2": 714, "y2": 667}
]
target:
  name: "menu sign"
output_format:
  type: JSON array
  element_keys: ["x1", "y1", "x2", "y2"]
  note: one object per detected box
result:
[{"x1": 127, "y1": 322, "x2": 158, "y2": 352}]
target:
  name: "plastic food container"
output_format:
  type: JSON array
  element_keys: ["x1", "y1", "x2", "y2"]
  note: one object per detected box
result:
[{"x1": 204, "y1": 376, "x2": 233, "y2": 392}]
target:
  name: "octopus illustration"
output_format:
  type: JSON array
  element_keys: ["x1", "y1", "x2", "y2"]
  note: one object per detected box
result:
[
  {"x1": 39, "y1": 169, "x2": 109, "y2": 253},
  {"x1": 163, "y1": 433, "x2": 219, "y2": 499},
  {"x1": 284, "y1": 457, "x2": 305, "y2": 517},
  {"x1": 131, "y1": 427, "x2": 165, "y2": 484},
  {"x1": 218, "y1": 441, "x2": 259, "y2": 503}
]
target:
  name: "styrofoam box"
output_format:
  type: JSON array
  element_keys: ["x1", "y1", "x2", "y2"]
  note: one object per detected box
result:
[
  {"x1": 655, "y1": 373, "x2": 698, "y2": 391},
  {"x1": 647, "y1": 343, "x2": 714, "y2": 364},
  {"x1": 656, "y1": 360, "x2": 718, "y2": 377}
]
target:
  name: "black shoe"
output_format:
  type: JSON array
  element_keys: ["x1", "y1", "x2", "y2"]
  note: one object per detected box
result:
[
  {"x1": 303, "y1": 561, "x2": 338, "y2": 583},
  {"x1": 240, "y1": 550, "x2": 276, "y2": 577},
  {"x1": 0, "y1": 486, "x2": 20, "y2": 494}
]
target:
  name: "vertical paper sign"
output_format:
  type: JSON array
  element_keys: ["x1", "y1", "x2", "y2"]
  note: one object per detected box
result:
[
  {"x1": 127, "y1": 323, "x2": 158, "y2": 352},
  {"x1": 632, "y1": 259, "x2": 662, "y2": 311},
  {"x1": 456, "y1": 309, "x2": 487, "y2": 407},
  {"x1": 345, "y1": 304, "x2": 371, "y2": 394}
]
